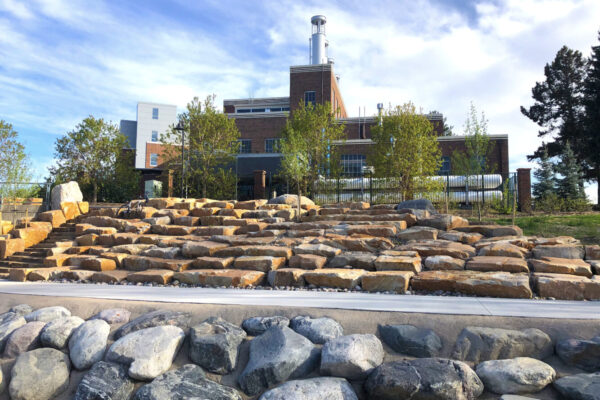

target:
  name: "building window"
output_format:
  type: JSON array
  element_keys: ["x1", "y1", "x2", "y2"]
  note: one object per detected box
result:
[
  {"x1": 150, "y1": 153, "x2": 158, "y2": 167},
  {"x1": 341, "y1": 154, "x2": 366, "y2": 175},
  {"x1": 152, "y1": 108, "x2": 159, "y2": 119},
  {"x1": 265, "y1": 138, "x2": 281, "y2": 153},
  {"x1": 151, "y1": 130, "x2": 158, "y2": 142},
  {"x1": 439, "y1": 156, "x2": 451, "y2": 175},
  {"x1": 238, "y1": 139, "x2": 251, "y2": 154},
  {"x1": 304, "y1": 91, "x2": 316, "y2": 107}
]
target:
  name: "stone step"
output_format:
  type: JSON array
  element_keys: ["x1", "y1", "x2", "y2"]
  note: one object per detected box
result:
[
  {"x1": 0, "y1": 260, "x2": 43, "y2": 268},
  {"x1": 5, "y1": 255, "x2": 45, "y2": 264}
]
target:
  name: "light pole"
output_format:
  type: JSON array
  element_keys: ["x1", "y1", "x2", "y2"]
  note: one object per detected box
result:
[{"x1": 175, "y1": 120, "x2": 185, "y2": 198}]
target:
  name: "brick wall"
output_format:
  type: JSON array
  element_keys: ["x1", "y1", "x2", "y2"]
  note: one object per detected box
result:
[
  {"x1": 290, "y1": 69, "x2": 332, "y2": 111},
  {"x1": 234, "y1": 116, "x2": 288, "y2": 153},
  {"x1": 145, "y1": 143, "x2": 169, "y2": 169}
]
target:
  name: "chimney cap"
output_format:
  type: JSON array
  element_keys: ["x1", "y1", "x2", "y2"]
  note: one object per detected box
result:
[{"x1": 311, "y1": 15, "x2": 327, "y2": 25}]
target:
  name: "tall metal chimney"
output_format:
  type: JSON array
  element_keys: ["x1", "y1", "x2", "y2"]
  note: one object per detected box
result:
[{"x1": 310, "y1": 15, "x2": 328, "y2": 65}]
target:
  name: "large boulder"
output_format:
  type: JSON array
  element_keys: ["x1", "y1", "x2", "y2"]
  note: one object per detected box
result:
[
  {"x1": 9, "y1": 348, "x2": 71, "y2": 400},
  {"x1": 532, "y1": 244, "x2": 585, "y2": 260},
  {"x1": 556, "y1": 336, "x2": 600, "y2": 371},
  {"x1": 320, "y1": 334, "x2": 384, "y2": 380},
  {"x1": 242, "y1": 316, "x2": 290, "y2": 336},
  {"x1": 105, "y1": 325, "x2": 186, "y2": 380},
  {"x1": 74, "y1": 361, "x2": 135, "y2": 400},
  {"x1": 290, "y1": 315, "x2": 343, "y2": 344},
  {"x1": 90, "y1": 308, "x2": 131, "y2": 324},
  {"x1": 268, "y1": 194, "x2": 315, "y2": 207},
  {"x1": 3, "y1": 321, "x2": 46, "y2": 358},
  {"x1": 40, "y1": 316, "x2": 84, "y2": 349},
  {"x1": 25, "y1": 306, "x2": 71, "y2": 323},
  {"x1": 189, "y1": 317, "x2": 246, "y2": 374},
  {"x1": 9, "y1": 304, "x2": 32, "y2": 317},
  {"x1": 418, "y1": 214, "x2": 469, "y2": 231},
  {"x1": 553, "y1": 372, "x2": 600, "y2": 400},
  {"x1": 476, "y1": 357, "x2": 556, "y2": 394},
  {"x1": 452, "y1": 326, "x2": 553, "y2": 363},
  {"x1": 51, "y1": 181, "x2": 83, "y2": 210},
  {"x1": 69, "y1": 319, "x2": 110, "y2": 370},
  {"x1": 379, "y1": 324, "x2": 442, "y2": 357},
  {"x1": 114, "y1": 310, "x2": 191, "y2": 339},
  {"x1": 134, "y1": 364, "x2": 242, "y2": 400},
  {"x1": 238, "y1": 326, "x2": 320, "y2": 396},
  {"x1": 396, "y1": 199, "x2": 437, "y2": 214},
  {"x1": 259, "y1": 377, "x2": 358, "y2": 400},
  {"x1": 0, "y1": 312, "x2": 26, "y2": 351},
  {"x1": 365, "y1": 358, "x2": 484, "y2": 400}
]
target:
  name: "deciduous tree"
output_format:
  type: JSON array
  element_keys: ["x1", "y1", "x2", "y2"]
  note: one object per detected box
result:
[
  {"x1": 369, "y1": 102, "x2": 442, "y2": 201},
  {"x1": 0, "y1": 120, "x2": 32, "y2": 198}
]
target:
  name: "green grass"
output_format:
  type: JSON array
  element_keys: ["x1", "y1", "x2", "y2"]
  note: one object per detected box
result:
[{"x1": 473, "y1": 213, "x2": 600, "y2": 245}]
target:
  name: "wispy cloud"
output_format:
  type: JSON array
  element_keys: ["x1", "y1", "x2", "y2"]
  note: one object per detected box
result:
[{"x1": 0, "y1": 0, "x2": 598, "y2": 200}]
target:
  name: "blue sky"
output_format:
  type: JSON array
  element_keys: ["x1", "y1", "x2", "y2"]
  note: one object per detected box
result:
[{"x1": 1, "y1": 0, "x2": 599, "y2": 201}]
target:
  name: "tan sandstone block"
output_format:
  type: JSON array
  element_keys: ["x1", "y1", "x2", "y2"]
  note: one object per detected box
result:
[
  {"x1": 424, "y1": 255, "x2": 465, "y2": 271},
  {"x1": 374, "y1": 255, "x2": 422, "y2": 273},
  {"x1": 193, "y1": 256, "x2": 235, "y2": 269},
  {"x1": 244, "y1": 245, "x2": 293, "y2": 259},
  {"x1": 303, "y1": 268, "x2": 366, "y2": 289},
  {"x1": 269, "y1": 268, "x2": 306, "y2": 287},
  {"x1": 530, "y1": 257, "x2": 592, "y2": 277},
  {"x1": 533, "y1": 273, "x2": 600, "y2": 300},
  {"x1": 9, "y1": 268, "x2": 34, "y2": 282},
  {"x1": 194, "y1": 226, "x2": 239, "y2": 236},
  {"x1": 173, "y1": 216, "x2": 201, "y2": 226},
  {"x1": 28, "y1": 267, "x2": 71, "y2": 281},
  {"x1": 122, "y1": 255, "x2": 193, "y2": 272},
  {"x1": 293, "y1": 243, "x2": 341, "y2": 258},
  {"x1": 233, "y1": 256, "x2": 286, "y2": 272},
  {"x1": 362, "y1": 271, "x2": 414, "y2": 293},
  {"x1": 181, "y1": 241, "x2": 229, "y2": 257},
  {"x1": 466, "y1": 256, "x2": 529, "y2": 273},
  {"x1": 234, "y1": 200, "x2": 267, "y2": 210},
  {"x1": 44, "y1": 254, "x2": 72, "y2": 267},
  {"x1": 585, "y1": 245, "x2": 600, "y2": 260},
  {"x1": 0, "y1": 238, "x2": 25, "y2": 258},
  {"x1": 204, "y1": 201, "x2": 234, "y2": 209},
  {"x1": 174, "y1": 269, "x2": 265, "y2": 287},
  {"x1": 219, "y1": 209, "x2": 245, "y2": 218},
  {"x1": 289, "y1": 254, "x2": 327, "y2": 270},
  {"x1": 411, "y1": 270, "x2": 532, "y2": 299},
  {"x1": 80, "y1": 257, "x2": 117, "y2": 271},
  {"x1": 100, "y1": 252, "x2": 128, "y2": 268},
  {"x1": 397, "y1": 241, "x2": 476, "y2": 260},
  {"x1": 127, "y1": 269, "x2": 174, "y2": 284},
  {"x1": 346, "y1": 225, "x2": 397, "y2": 237},
  {"x1": 76, "y1": 234, "x2": 98, "y2": 246},
  {"x1": 477, "y1": 243, "x2": 528, "y2": 259},
  {"x1": 91, "y1": 270, "x2": 130, "y2": 283},
  {"x1": 37, "y1": 210, "x2": 67, "y2": 228},
  {"x1": 77, "y1": 201, "x2": 89, "y2": 214},
  {"x1": 60, "y1": 201, "x2": 81, "y2": 220},
  {"x1": 13, "y1": 228, "x2": 49, "y2": 248}
]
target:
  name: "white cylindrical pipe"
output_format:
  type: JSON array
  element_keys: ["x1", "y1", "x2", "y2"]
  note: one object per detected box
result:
[{"x1": 311, "y1": 15, "x2": 327, "y2": 65}]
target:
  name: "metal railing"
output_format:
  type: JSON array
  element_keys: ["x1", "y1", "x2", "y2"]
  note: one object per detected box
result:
[{"x1": 0, "y1": 182, "x2": 51, "y2": 225}]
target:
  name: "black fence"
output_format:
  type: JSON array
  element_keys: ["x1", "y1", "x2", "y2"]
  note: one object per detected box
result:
[{"x1": 312, "y1": 172, "x2": 517, "y2": 207}]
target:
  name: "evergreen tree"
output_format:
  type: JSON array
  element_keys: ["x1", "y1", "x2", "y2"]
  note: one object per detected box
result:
[
  {"x1": 532, "y1": 145, "x2": 556, "y2": 199},
  {"x1": 583, "y1": 30, "x2": 600, "y2": 204},
  {"x1": 555, "y1": 141, "x2": 586, "y2": 200}
]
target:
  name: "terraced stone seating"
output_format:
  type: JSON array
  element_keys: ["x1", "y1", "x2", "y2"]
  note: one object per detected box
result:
[{"x1": 2, "y1": 196, "x2": 599, "y2": 300}]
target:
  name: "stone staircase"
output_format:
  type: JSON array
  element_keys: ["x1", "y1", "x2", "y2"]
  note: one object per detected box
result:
[{"x1": 0, "y1": 224, "x2": 77, "y2": 274}]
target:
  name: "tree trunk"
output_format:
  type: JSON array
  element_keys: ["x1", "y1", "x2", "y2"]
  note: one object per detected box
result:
[
  {"x1": 297, "y1": 180, "x2": 302, "y2": 223},
  {"x1": 92, "y1": 182, "x2": 98, "y2": 204},
  {"x1": 597, "y1": 165, "x2": 600, "y2": 206}
]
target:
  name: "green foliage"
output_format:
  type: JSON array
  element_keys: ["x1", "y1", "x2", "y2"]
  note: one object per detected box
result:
[
  {"x1": 442, "y1": 115, "x2": 453, "y2": 136},
  {"x1": 161, "y1": 95, "x2": 240, "y2": 199},
  {"x1": 50, "y1": 116, "x2": 139, "y2": 203},
  {"x1": 279, "y1": 100, "x2": 346, "y2": 197},
  {"x1": 451, "y1": 103, "x2": 496, "y2": 176},
  {"x1": 368, "y1": 102, "x2": 443, "y2": 201},
  {"x1": 490, "y1": 179, "x2": 514, "y2": 214},
  {"x1": 555, "y1": 141, "x2": 587, "y2": 201},
  {"x1": 0, "y1": 120, "x2": 32, "y2": 199},
  {"x1": 532, "y1": 145, "x2": 556, "y2": 200},
  {"x1": 583, "y1": 31, "x2": 600, "y2": 202},
  {"x1": 534, "y1": 192, "x2": 591, "y2": 213}
]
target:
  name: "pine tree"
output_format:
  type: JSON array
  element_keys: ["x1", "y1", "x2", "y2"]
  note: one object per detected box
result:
[
  {"x1": 583, "y1": 30, "x2": 600, "y2": 204},
  {"x1": 532, "y1": 145, "x2": 556, "y2": 200},
  {"x1": 555, "y1": 141, "x2": 586, "y2": 200}
]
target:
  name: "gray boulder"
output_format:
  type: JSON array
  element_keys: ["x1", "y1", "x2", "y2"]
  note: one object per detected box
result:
[
  {"x1": 556, "y1": 336, "x2": 600, "y2": 371},
  {"x1": 9, "y1": 348, "x2": 71, "y2": 400},
  {"x1": 189, "y1": 317, "x2": 246, "y2": 374},
  {"x1": 242, "y1": 316, "x2": 289, "y2": 336},
  {"x1": 268, "y1": 194, "x2": 314, "y2": 206},
  {"x1": 114, "y1": 310, "x2": 191, "y2": 339},
  {"x1": 90, "y1": 308, "x2": 132, "y2": 324},
  {"x1": 9, "y1": 304, "x2": 32, "y2": 316},
  {"x1": 258, "y1": 377, "x2": 358, "y2": 400},
  {"x1": 290, "y1": 315, "x2": 343, "y2": 344},
  {"x1": 69, "y1": 319, "x2": 111, "y2": 370},
  {"x1": 24, "y1": 306, "x2": 71, "y2": 323},
  {"x1": 51, "y1": 180, "x2": 83, "y2": 210},
  {"x1": 476, "y1": 357, "x2": 556, "y2": 394},
  {"x1": 452, "y1": 326, "x2": 553, "y2": 363},
  {"x1": 40, "y1": 316, "x2": 85, "y2": 349},
  {"x1": 396, "y1": 199, "x2": 437, "y2": 214},
  {"x1": 379, "y1": 324, "x2": 442, "y2": 357},
  {"x1": 320, "y1": 334, "x2": 384, "y2": 380},
  {"x1": 365, "y1": 358, "x2": 484, "y2": 400},
  {"x1": 554, "y1": 372, "x2": 600, "y2": 400},
  {"x1": 0, "y1": 312, "x2": 26, "y2": 351},
  {"x1": 106, "y1": 325, "x2": 185, "y2": 380},
  {"x1": 141, "y1": 246, "x2": 181, "y2": 259},
  {"x1": 134, "y1": 364, "x2": 242, "y2": 400},
  {"x1": 3, "y1": 321, "x2": 46, "y2": 358},
  {"x1": 74, "y1": 361, "x2": 135, "y2": 400},
  {"x1": 238, "y1": 326, "x2": 320, "y2": 396}
]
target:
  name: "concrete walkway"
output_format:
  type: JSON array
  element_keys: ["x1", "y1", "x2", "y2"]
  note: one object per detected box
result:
[{"x1": 0, "y1": 280, "x2": 599, "y2": 319}]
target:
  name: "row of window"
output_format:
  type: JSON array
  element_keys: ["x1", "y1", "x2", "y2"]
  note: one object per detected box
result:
[{"x1": 236, "y1": 107, "x2": 290, "y2": 113}]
